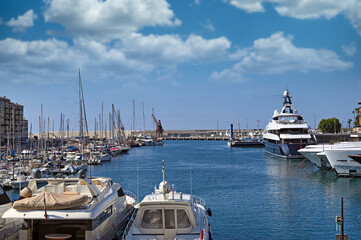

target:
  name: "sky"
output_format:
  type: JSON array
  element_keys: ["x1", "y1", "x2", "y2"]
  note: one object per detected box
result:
[{"x1": 0, "y1": 0, "x2": 360, "y2": 132}]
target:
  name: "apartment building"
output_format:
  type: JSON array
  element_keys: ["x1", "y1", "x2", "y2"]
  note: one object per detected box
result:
[{"x1": 0, "y1": 96, "x2": 28, "y2": 145}]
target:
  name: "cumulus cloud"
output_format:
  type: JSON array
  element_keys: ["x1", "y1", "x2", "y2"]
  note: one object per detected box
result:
[
  {"x1": 226, "y1": 0, "x2": 361, "y2": 36},
  {"x1": 342, "y1": 42, "x2": 357, "y2": 56},
  {"x1": 210, "y1": 32, "x2": 353, "y2": 82},
  {"x1": 121, "y1": 33, "x2": 230, "y2": 64},
  {"x1": 0, "y1": 32, "x2": 231, "y2": 84},
  {"x1": 6, "y1": 9, "x2": 38, "y2": 32},
  {"x1": 44, "y1": 0, "x2": 181, "y2": 41}
]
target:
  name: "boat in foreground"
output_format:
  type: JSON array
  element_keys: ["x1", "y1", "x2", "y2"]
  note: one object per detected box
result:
[
  {"x1": 122, "y1": 161, "x2": 212, "y2": 240},
  {"x1": 2, "y1": 172, "x2": 136, "y2": 240}
]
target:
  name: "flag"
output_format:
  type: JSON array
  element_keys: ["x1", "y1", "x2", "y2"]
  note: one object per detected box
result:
[{"x1": 44, "y1": 193, "x2": 48, "y2": 221}]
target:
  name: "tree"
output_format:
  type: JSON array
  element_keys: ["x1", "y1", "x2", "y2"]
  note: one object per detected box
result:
[
  {"x1": 347, "y1": 119, "x2": 352, "y2": 129},
  {"x1": 318, "y1": 117, "x2": 341, "y2": 133},
  {"x1": 354, "y1": 108, "x2": 360, "y2": 127}
]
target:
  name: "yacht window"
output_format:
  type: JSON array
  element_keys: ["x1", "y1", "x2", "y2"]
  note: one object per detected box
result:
[
  {"x1": 177, "y1": 209, "x2": 191, "y2": 228},
  {"x1": 141, "y1": 209, "x2": 163, "y2": 229},
  {"x1": 165, "y1": 209, "x2": 175, "y2": 229}
]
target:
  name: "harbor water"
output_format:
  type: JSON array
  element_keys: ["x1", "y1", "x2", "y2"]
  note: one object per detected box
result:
[{"x1": 7, "y1": 140, "x2": 361, "y2": 239}]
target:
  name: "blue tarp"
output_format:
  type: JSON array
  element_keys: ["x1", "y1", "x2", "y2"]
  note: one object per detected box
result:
[{"x1": 68, "y1": 146, "x2": 79, "y2": 151}]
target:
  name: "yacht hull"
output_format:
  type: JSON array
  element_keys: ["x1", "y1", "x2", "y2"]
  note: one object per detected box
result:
[{"x1": 265, "y1": 141, "x2": 305, "y2": 159}]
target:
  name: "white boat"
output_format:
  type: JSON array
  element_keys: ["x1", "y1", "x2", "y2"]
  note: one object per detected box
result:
[
  {"x1": 10, "y1": 175, "x2": 29, "y2": 190},
  {"x1": 0, "y1": 186, "x2": 22, "y2": 240},
  {"x1": 263, "y1": 90, "x2": 316, "y2": 158},
  {"x1": 122, "y1": 161, "x2": 212, "y2": 240},
  {"x1": 3, "y1": 173, "x2": 136, "y2": 240},
  {"x1": 298, "y1": 144, "x2": 332, "y2": 168},
  {"x1": 324, "y1": 147, "x2": 361, "y2": 176}
]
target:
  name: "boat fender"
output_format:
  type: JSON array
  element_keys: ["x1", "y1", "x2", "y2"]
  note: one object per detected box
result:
[
  {"x1": 118, "y1": 187, "x2": 125, "y2": 197},
  {"x1": 78, "y1": 169, "x2": 86, "y2": 179},
  {"x1": 206, "y1": 207, "x2": 212, "y2": 217}
]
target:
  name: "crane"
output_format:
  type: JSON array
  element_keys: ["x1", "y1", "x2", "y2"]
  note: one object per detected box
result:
[{"x1": 152, "y1": 114, "x2": 164, "y2": 139}]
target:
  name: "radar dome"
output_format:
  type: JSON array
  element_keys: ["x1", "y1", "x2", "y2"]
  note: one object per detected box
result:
[
  {"x1": 283, "y1": 90, "x2": 289, "y2": 97},
  {"x1": 273, "y1": 110, "x2": 279, "y2": 117}
]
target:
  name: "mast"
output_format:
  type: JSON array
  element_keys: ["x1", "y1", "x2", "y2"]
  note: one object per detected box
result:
[
  {"x1": 132, "y1": 100, "x2": 135, "y2": 139},
  {"x1": 142, "y1": 102, "x2": 145, "y2": 134},
  {"x1": 78, "y1": 69, "x2": 84, "y2": 155}
]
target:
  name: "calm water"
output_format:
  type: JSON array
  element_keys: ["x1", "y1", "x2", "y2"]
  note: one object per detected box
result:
[{"x1": 7, "y1": 140, "x2": 361, "y2": 239}]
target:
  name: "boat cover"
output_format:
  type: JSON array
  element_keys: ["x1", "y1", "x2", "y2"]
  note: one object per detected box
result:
[{"x1": 13, "y1": 192, "x2": 88, "y2": 210}]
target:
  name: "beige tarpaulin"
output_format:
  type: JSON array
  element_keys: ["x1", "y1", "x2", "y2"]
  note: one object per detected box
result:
[{"x1": 13, "y1": 192, "x2": 88, "y2": 210}]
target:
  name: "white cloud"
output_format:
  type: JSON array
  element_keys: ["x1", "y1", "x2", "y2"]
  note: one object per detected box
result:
[
  {"x1": 228, "y1": 0, "x2": 268, "y2": 13},
  {"x1": 0, "y1": 32, "x2": 231, "y2": 84},
  {"x1": 210, "y1": 32, "x2": 353, "y2": 82},
  {"x1": 44, "y1": 0, "x2": 181, "y2": 41},
  {"x1": 342, "y1": 42, "x2": 357, "y2": 56},
  {"x1": 121, "y1": 33, "x2": 230, "y2": 65},
  {"x1": 201, "y1": 19, "x2": 215, "y2": 32},
  {"x1": 195, "y1": 0, "x2": 201, "y2": 5},
  {"x1": 226, "y1": 0, "x2": 361, "y2": 36},
  {"x1": 6, "y1": 9, "x2": 38, "y2": 32}
]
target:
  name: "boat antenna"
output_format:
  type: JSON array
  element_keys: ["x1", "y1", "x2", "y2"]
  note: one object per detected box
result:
[
  {"x1": 190, "y1": 162, "x2": 192, "y2": 196},
  {"x1": 162, "y1": 160, "x2": 165, "y2": 183},
  {"x1": 137, "y1": 159, "x2": 139, "y2": 202}
]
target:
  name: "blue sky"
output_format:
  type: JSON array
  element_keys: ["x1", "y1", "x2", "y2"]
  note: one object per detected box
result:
[{"x1": 0, "y1": 0, "x2": 360, "y2": 132}]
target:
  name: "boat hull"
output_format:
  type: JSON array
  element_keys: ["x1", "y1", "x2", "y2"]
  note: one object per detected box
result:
[{"x1": 265, "y1": 141, "x2": 305, "y2": 159}]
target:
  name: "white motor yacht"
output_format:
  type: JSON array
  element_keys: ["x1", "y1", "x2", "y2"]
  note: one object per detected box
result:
[
  {"x1": 3, "y1": 172, "x2": 136, "y2": 240},
  {"x1": 122, "y1": 161, "x2": 212, "y2": 240},
  {"x1": 263, "y1": 90, "x2": 316, "y2": 158},
  {"x1": 324, "y1": 147, "x2": 361, "y2": 176}
]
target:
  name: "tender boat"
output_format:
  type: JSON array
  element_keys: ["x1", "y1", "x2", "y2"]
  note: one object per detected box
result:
[
  {"x1": 2, "y1": 171, "x2": 136, "y2": 240},
  {"x1": 122, "y1": 161, "x2": 212, "y2": 240},
  {"x1": 263, "y1": 90, "x2": 316, "y2": 158}
]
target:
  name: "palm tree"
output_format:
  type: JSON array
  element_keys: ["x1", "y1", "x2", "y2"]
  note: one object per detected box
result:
[{"x1": 347, "y1": 119, "x2": 352, "y2": 129}]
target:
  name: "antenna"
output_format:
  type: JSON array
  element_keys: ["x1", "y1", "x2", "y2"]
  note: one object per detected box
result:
[
  {"x1": 190, "y1": 163, "x2": 192, "y2": 196},
  {"x1": 137, "y1": 160, "x2": 139, "y2": 202},
  {"x1": 162, "y1": 160, "x2": 165, "y2": 183}
]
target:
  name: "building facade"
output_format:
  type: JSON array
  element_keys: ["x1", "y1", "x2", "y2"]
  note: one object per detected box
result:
[{"x1": 0, "y1": 96, "x2": 28, "y2": 146}]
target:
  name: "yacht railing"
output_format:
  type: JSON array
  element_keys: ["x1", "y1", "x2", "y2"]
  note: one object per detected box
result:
[
  {"x1": 192, "y1": 195, "x2": 207, "y2": 208},
  {"x1": 121, "y1": 209, "x2": 138, "y2": 240},
  {"x1": 124, "y1": 190, "x2": 137, "y2": 201}
]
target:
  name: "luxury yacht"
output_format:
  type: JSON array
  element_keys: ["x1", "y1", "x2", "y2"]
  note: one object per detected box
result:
[
  {"x1": 2, "y1": 172, "x2": 136, "y2": 240},
  {"x1": 122, "y1": 161, "x2": 212, "y2": 240},
  {"x1": 298, "y1": 142, "x2": 361, "y2": 169},
  {"x1": 263, "y1": 90, "x2": 316, "y2": 158},
  {"x1": 324, "y1": 147, "x2": 361, "y2": 176}
]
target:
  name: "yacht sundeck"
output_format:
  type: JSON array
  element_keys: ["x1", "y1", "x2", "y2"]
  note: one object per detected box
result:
[
  {"x1": 122, "y1": 161, "x2": 212, "y2": 240},
  {"x1": 3, "y1": 173, "x2": 136, "y2": 240}
]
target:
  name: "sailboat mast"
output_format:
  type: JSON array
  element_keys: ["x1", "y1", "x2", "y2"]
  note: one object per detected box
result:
[{"x1": 78, "y1": 69, "x2": 83, "y2": 154}]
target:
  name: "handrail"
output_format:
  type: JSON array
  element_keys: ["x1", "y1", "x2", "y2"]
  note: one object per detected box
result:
[
  {"x1": 121, "y1": 209, "x2": 137, "y2": 240},
  {"x1": 192, "y1": 195, "x2": 206, "y2": 208},
  {"x1": 124, "y1": 190, "x2": 137, "y2": 201}
]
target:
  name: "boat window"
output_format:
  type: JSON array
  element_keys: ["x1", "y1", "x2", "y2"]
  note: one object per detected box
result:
[
  {"x1": 141, "y1": 209, "x2": 163, "y2": 229},
  {"x1": 177, "y1": 209, "x2": 191, "y2": 228},
  {"x1": 165, "y1": 209, "x2": 175, "y2": 229}
]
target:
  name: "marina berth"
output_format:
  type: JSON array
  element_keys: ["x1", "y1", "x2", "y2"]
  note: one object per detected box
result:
[
  {"x1": 264, "y1": 89, "x2": 316, "y2": 159},
  {"x1": 2, "y1": 173, "x2": 136, "y2": 240},
  {"x1": 122, "y1": 161, "x2": 212, "y2": 240}
]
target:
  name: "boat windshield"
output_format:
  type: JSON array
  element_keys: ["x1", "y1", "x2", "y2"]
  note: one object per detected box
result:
[
  {"x1": 141, "y1": 209, "x2": 191, "y2": 229},
  {"x1": 141, "y1": 209, "x2": 162, "y2": 229}
]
